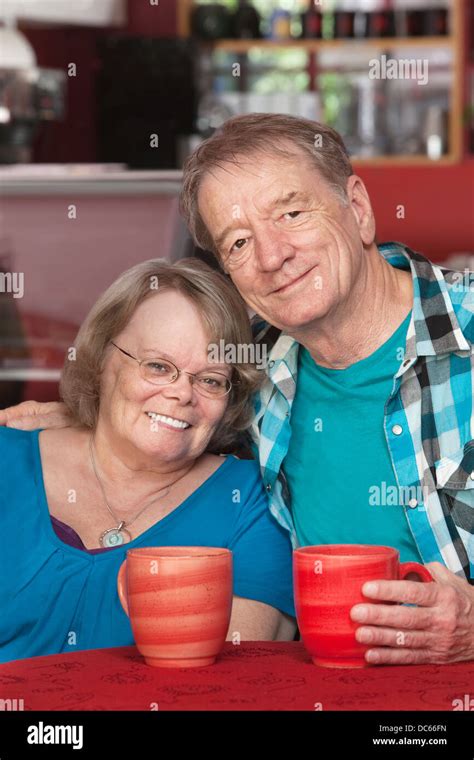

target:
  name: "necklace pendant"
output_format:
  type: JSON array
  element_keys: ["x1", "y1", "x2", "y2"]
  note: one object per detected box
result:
[{"x1": 100, "y1": 525, "x2": 132, "y2": 548}]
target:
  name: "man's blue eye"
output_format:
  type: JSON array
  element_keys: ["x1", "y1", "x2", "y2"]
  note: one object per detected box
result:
[
  {"x1": 231, "y1": 239, "x2": 246, "y2": 252},
  {"x1": 285, "y1": 211, "x2": 301, "y2": 219}
]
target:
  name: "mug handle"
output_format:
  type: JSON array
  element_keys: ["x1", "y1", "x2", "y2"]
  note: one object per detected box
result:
[
  {"x1": 117, "y1": 559, "x2": 129, "y2": 616},
  {"x1": 399, "y1": 561, "x2": 433, "y2": 583}
]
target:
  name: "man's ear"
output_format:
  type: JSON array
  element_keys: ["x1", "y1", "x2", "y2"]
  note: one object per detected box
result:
[{"x1": 346, "y1": 175, "x2": 376, "y2": 246}]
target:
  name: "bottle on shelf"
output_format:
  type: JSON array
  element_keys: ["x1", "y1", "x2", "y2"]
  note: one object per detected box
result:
[
  {"x1": 353, "y1": 10, "x2": 370, "y2": 39},
  {"x1": 190, "y1": 3, "x2": 233, "y2": 40},
  {"x1": 352, "y1": 1, "x2": 396, "y2": 40},
  {"x1": 233, "y1": 0, "x2": 262, "y2": 40},
  {"x1": 321, "y1": 5, "x2": 336, "y2": 41},
  {"x1": 404, "y1": 6, "x2": 448, "y2": 38},
  {"x1": 335, "y1": 10, "x2": 355, "y2": 39},
  {"x1": 267, "y1": 4, "x2": 292, "y2": 40},
  {"x1": 423, "y1": 105, "x2": 447, "y2": 160},
  {"x1": 367, "y1": 9, "x2": 396, "y2": 38},
  {"x1": 424, "y1": 8, "x2": 448, "y2": 37},
  {"x1": 405, "y1": 10, "x2": 424, "y2": 37},
  {"x1": 301, "y1": 2, "x2": 323, "y2": 39}
]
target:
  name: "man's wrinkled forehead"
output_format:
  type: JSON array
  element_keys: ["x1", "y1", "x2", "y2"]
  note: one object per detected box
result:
[
  {"x1": 199, "y1": 154, "x2": 278, "y2": 202},
  {"x1": 198, "y1": 148, "x2": 327, "y2": 217}
]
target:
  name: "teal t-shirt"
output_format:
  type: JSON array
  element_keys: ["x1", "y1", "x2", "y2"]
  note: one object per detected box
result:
[{"x1": 283, "y1": 309, "x2": 423, "y2": 562}]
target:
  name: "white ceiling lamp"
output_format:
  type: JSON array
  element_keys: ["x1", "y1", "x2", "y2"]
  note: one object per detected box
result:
[
  {"x1": 0, "y1": 22, "x2": 37, "y2": 69},
  {"x1": 0, "y1": 1, "x2": 126, "y2": 27}
]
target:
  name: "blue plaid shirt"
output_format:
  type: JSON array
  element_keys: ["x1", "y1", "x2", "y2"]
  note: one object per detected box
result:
[{"x1": 250, "y1": 241, "x2": 474, "y2": 583}]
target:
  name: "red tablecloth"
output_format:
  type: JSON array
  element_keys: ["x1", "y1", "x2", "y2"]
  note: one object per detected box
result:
[{"x1": 1, "y1": 642, "x2": 472, "y2": 711}]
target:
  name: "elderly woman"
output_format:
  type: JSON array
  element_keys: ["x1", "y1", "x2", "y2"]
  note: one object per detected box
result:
[{"x1": 0, "y1": 258, "x2": 296, "y2": 663}]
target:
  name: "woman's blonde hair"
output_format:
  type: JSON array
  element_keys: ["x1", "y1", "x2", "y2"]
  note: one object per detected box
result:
[{"x1": 60, "y1": 257, "x2": 263, "y2": 453}]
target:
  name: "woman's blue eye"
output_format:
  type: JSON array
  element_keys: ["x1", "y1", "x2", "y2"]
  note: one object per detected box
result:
[{"x1": 285, "y1": 210, "x2": 301, "y2": 219}]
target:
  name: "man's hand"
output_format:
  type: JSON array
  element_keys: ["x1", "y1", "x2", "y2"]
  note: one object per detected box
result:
[
  {"x1": 0, "y1": 400, "x2": 73, "y2": 430},
  {"x1": 350, "y1": 562, "x2": 474, "y2": 665}
]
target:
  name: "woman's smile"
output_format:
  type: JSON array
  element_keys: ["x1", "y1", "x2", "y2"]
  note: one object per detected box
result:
[{"x1": 145, "y1": 411, "x2": 191, "y2": 431}]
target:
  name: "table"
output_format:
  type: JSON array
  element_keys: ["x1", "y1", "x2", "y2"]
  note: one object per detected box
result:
[{"x1": 0, "y1": 642, "x2": 472, "y2": 711}]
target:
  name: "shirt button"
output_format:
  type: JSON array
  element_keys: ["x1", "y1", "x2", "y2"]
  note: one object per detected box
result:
[
  {"x1": 285, "y1": 411, "x2": 290, "y2": 417},
  {"x1": 268, "y1": 360, "x2": 275, "y2": 368},
  {"x1": 392, "y1": 424, "x2": 403, "y2": 436},
  {"x1": 470, "y1": 471, "x2": 474, "y2": 481},
  {"x1": 266, "y1": 483, "x2": 272, "y2": 492},
  {"x1": 408, "y1": 498, "x2": 418, "y2": 509},
  {"x1": 403, "y1": 359, "x2": 411, "y2": 367}
]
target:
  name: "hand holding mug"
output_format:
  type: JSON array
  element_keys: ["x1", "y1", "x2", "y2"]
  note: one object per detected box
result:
[
  {"x1": 351, "y1": 560, "x2": 474, "y2": 665},
  {"x1": 293, "y1": 544, "x2": 432, "y2": 668}
]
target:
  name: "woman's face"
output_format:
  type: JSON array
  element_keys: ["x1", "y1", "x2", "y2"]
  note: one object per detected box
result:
[{"x1": 98, "y1": 290, "x2": 231, "y2": 467}]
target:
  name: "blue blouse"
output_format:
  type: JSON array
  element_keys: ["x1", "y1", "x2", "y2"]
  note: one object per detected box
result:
[{"x1": 0, "y1": 428, "x2": 295, "y2": 663}]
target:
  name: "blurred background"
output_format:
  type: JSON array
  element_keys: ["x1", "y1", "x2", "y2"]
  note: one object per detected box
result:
[{"x1": 0, "y1": 0, "x2": 473, "y2": 409}]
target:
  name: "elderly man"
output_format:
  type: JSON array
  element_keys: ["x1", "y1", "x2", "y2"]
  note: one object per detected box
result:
[{"x1": 2, "y1": 114, "x2": 474, "y2": 664}]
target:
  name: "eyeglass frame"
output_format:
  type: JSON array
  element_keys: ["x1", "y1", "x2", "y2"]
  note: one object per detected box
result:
[{"x1": 109, "y1": 341, "x2": 236, "y2": 397}]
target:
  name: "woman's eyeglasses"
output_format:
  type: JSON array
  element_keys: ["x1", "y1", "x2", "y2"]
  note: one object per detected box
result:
[{"x1": 110, "y1": 342, "x2": 235, "y2": 398}]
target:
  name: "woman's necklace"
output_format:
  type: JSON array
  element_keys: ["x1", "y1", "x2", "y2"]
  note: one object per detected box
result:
[{"x1": 89, "y1": 435, "x2": 191, "y2": 548}]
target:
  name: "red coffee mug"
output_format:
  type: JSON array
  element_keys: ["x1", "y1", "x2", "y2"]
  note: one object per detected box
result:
[
  {"x1": 117, "y1": 546, "x2": 233, "y2": 668},
  {"x1": 293, "y1": 544, "x2": 432, "y2": 668}
]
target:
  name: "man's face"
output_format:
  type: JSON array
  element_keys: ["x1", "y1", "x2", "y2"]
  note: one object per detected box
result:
[{"x1": 197, "y1": 149, "x2": 371, "y2": 333}]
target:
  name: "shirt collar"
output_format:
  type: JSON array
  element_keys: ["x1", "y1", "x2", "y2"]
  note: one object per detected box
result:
[{"x1": 379, "y1": 241, "x2": 470, "y2": 357}]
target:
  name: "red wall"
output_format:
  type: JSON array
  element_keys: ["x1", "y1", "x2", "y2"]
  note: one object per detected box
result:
[
  {"x1": 357, "y1": 160, "x2": 474, "y2": 262},
  {"x1": 126, "y1": 0, "x2": 177, "y2": 35}
]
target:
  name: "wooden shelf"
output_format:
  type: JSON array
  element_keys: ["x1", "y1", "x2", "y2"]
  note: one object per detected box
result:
[
  {"x1": 178, "y1": 0, "x2": 464, "y2": 164},
  {"x1": 202, "y1": 37, "x2": 456, "y2": 53},
  {"x1": 352, "y1": 155, "x2": 462, "y2": 167}
]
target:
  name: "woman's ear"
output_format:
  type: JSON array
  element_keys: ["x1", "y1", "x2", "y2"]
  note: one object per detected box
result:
[{"x1": 346, "y1": 175, "x2": 376, "y2": 247}]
